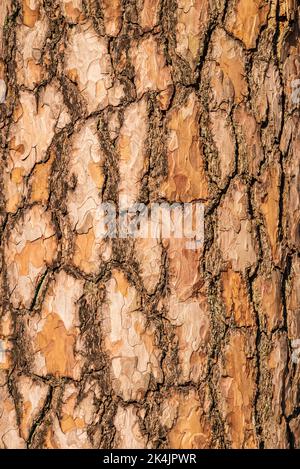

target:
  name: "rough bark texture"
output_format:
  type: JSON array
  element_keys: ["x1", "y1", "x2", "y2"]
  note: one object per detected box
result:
[{"x1": 0, "y1": 0, "x2": 300, "y2": 449}]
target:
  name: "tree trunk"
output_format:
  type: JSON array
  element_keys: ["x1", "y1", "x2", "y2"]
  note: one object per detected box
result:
[{"x1": 0, "y1": 0, "x2": 299, "y2": 449}]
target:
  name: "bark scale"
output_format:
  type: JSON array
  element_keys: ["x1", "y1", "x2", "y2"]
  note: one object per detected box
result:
[{"x1": 0, "y1": 0, "x2": 299, "y2": 449}]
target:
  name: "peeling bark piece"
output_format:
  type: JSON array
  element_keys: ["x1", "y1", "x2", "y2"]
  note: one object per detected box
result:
[
  {"x1": 268, "y1": 334, "x2": 288, "y2": 421},
  {"x1": 218, "y1": 330, "x2": 257, "y2": 448},
  {"x1": 102, "y1": 0, "x2": 122, "y2": 37},
  {"x1": 156, "y1": 86, "x2": 173, "y2": 111},
  {"x1": 0, "y1": 338, "x2": 12, "y2": 370},
  {"x1": 16, "y1": 5, "x2": 48, "y2": 88},
  {"x1": 283, "y1": 119, "x2": 300, "y2": 250},
  {"x1": 221, "y1": 270, "x2": 256, "y2": 327},
  {"x1": 217, "y1": 178, "x2": 257, "y2": 272},
  {"x1": 67, "y1": 121, "x2": 105, "y2": 225},
  {"x1": 225, "y1": 0, "x2": 269, "y2": 49},
  {"x1": 114, "y1": 405, "x2": 147, "y2": 449},
  {"x1": 67, "y1": 120, "x2": 111, "y2": 273},
  {"x1": 209, "y1": 110, "x2": 235, "y2": 184},
  {"x1": 282, "y1": 33, "x2": 300, "y2": 112},
  {"x1": 161, "y1": 389, "x2": 212, "y2": 449},
  {"x1": 251, "y1": 61, "x2": 282, "y2": 141},
  {"x1": 44, "y1": 379, "x2": 102, "y2": 448},
  {"x1": 0, "y1": 1, "x2": 12, "y2": 59},
  {"x1": 102, "y1": 270, "x2": 162, "y2": 401},
  {"x1": 0, "y1": 312, "x2": 13, "y2": 371},
  {"x1": 253, "y1": 269, "x2": 283, "y2": 333},
  {"x1": 0, "y1": 312, "x2": 13, "y2": 339},
  {"x1": 45, "y1": 414, "x2": 90, "y2": 449},
  {"x1": 27, "y1": 271, "x2": 84, "y2": 379},
  {"x1": 29, "y1": 151, "x2": 54, "y2": 204},
  {"x1": 161, "y1": 91, "x2": 208, "y2": 202},
  {"x1": 286, "y1": 256, "x2": 300, "y2": 339},
  {"x1": 5, "y1": 205, "x2": 57, "y2": 309},
  {"x1": 16, "y1": 376, "x2": 49, "y2": 441},
  {"x1": 208, "y1": 28, "x2": 247, "y2": 105},
  {"x1": 61, "y1": 0, "x2": 85, "y2": 24},
  {"x1": 167, "y1": 237, "x2": 202, "y2": 301},
  {"x1": 118, "y1": 99, "x2": 160, "y2": 293},
  {"x1": 262, "y1": 333, "x2": 289, "y2": 448},
  {"x1": 233, "y1": 105, "x2": 264, "y2": 177},
  {"x1": 22, "y1": 0, "x2": 40, "y2": 29},
  {"x1": 118, "y1": 98, "x2": 148, "y2": 206},
  {"x1": 47, "y1": 382, "x2": 98, "y2": 448},
  {"x1": 137, "y1": 0, "x2": 160, "y2": 31},
  {"x1": 176, "y1": 0, "x2": 210, "y2": 69},
  {"x1": 134, "y1": 235, "x2": 162, "y2": 294},
  {"x1": 0, "y1": 77, "x2": 6, "y2": 102},
  {"x1": 0, "y1": 380, "x2": 26, "y2": 448},
  {"x1": 166, "y1": 240, "x2": 209, "y2": 382},
  {"x1": 107, "y1": 110, "x2": 120, "y2": 141},
  {"x1": 164, "y1": 238, "x2": 209, "y2": 383},
  {"x1": 168, "y1": 293, "x2": 210, "y2": 383},
  {"x1": 65, "y1": 22, "x2": 124, "y2": 113},
  {"x1": 5, "y1": 84, "x2": 70, "y2": 213},
  {"x1": 254, "y1": 161, "x2": 281, "y2": 263},
  {"x1": 130, "y1": 35, "x2": 172, "y2": 99}
]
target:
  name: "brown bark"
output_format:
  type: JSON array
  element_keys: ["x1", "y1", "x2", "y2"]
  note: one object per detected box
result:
[{"x1": 0, "y1": 0, "x2": 299, "y2": 449}]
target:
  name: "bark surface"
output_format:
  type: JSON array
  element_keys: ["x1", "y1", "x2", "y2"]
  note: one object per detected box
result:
[{"x1": 0, "y1": 0, "x2": 300, "y2": 449}]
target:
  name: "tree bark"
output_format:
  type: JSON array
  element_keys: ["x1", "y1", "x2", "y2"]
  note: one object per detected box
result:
[{"x1": 0, "y1": 0, "x2": 299, "y2": 449}]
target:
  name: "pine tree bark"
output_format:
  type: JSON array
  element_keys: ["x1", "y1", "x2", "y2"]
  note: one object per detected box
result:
[{"x1": 0, "y1": 0, "x2": 299, "y2": 449}]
